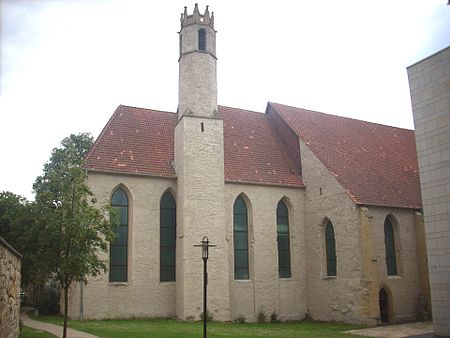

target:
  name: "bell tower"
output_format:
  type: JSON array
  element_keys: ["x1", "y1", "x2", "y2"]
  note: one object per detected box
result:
[
  {"x1": 178, "y1": 4, "x2": 218, "y2": 118},
  {"x1": 175, "y1": 4, "x2": 230, "y2": 321}
]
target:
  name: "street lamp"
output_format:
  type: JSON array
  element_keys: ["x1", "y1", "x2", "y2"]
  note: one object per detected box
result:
[{"x1": 195, "y1": 236, "x2": 215, "y2": 338}]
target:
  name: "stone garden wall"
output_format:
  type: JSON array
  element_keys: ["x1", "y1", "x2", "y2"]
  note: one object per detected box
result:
[{"x1": 0, "y1": 236, "x2": 22, "y2": 338}]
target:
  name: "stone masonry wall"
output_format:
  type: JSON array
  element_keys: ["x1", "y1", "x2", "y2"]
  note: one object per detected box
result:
[
  {"x1": 364, "y1": 206, "x2": 426, "y2": 323},
  {"x1": 68, "y1": 172, "x2": 177, "y2": 319},
  {"x1": 408, "y1": 46, "x2": 450, "y2": 336},
  {"x1": 301, "y1": 138, "x2": 428, "y2": 324},
  {"x1": 174, "y1": 116, "x2": 230, "y2": 321},
  {"x1": 0, "y1": 236, "x2": 22, "y2": 338},
  {"x1": 300, "y1": 140, "x2": 366, "y2": 324},
  {"x1": 225, "y1": 183, "x2": 306, "y2": 322}
]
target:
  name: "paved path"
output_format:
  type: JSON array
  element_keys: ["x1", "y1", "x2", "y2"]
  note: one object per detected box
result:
[
  {"x1": 20, "y1": 308, "x2": 99, "y2": 338},
  {"x1": 345, "y1": 321, "x2": 435, "y2": 338}
]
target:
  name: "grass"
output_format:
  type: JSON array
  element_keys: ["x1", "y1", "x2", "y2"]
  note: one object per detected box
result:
[
  {"x1": 20, "y1": 326, "x2": 57, "y2": 338},
  {"x1": 30, "y1": 315, "x2": 366, "y2": 338}
]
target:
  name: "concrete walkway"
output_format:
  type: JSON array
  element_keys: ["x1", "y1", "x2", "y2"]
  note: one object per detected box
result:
[
  {"x1": 20, "y1": 308, "x2": 99, "y2": 338},
  {"x1": 345, "y1": 321, "x2": 435, "y2": 338}
]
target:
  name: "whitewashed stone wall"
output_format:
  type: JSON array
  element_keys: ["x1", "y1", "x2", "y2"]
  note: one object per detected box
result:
[
  {"x1": 299, "y1": 140, "x2": 365, "y2": 324},
  {"x1": 174, "y1": 116, "x2": 230, "y2": 321},
  {"x1": 366, "y1": 206, "x2": 424, "y2": 322},
  {"x1": 225, "y1": 183, "x2": 306, "y2": 322},
  {"x1": 300, "y1": 140, "x2": 427, "y2": 324},
  {"x1": 67, "y1": 172, "x2": 177, "y2": 319},
  {"x1": 72, "y1": 141, "x2": 427, "y2": 324},
  {"x1": 408, "y1": 46, "x2": 450, "y2": 336},
  {"x1": 0, "y1": 236, "x2": 22, "y2": 338}
]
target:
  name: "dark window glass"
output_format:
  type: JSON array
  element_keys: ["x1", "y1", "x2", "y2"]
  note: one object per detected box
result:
[
  {"x1": 384, "y1": 217, "x2": 397, "y2": 276},
  {"x1": 234, "y1": 197, "x2": 249, "y2": 280},
  {"x1": 198, "y1": 29, "x2": 206, "y2": 51},
  {"x1": 110, "y1": 188, "x2": 128, "y2": 282},
  {"x1": 160, "y1": 192, "x2": 176, "y2": 282},
  {"x1": 277, "y1": 201, "x2": 291, "y2": 278},
  {"x1": 325, "y1": 221, "x2": 337, "y2": 277}
]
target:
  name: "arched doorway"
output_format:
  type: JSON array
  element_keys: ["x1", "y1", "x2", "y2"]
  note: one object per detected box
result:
[{"x1": 379, "y1": 288, "x2": 390, "y2": 323}]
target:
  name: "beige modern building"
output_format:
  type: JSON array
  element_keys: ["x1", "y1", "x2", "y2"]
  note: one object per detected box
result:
[
  {"x1": 408, "y1": 46, "x2": 450, "y2": 336},
  {"x1": 67, "y1": 5, "x2": 430, "y2": 325}
]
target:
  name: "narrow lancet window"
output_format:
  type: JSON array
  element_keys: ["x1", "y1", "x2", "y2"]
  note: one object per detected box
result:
[
  {"x1": 234, "y1": 197, "x2": 249, "y2": 279},
  {"x1": 160, "y1": 192, "x2": 176, "y2": 282},
  {"x1": 277, "y1": 200, "x2": 291, "y2": 278},
  {"x1": 325, "y1": 221, "x2": 337, "y2": 277},
  {"x1": 384, "y1": 217, "x2": 397, "y2": 276},
  {"x1": 110, "y1": 188, "x2": 129, "y2": 282},
  {"x1": 198, "y1": 29, "x2": 206, "y2": 51}
]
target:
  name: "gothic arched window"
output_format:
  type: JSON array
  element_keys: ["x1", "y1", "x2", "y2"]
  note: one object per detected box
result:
[
  {"x1": 384, "y1": 217, "x2": 397, "y2": 276},
  {"x1": 277, "y1": 200, "x2": 291, "y2": 278},
  {"x1": 325, "y1": 221, "x2": 337, "y2": 277},
  {"x1": 160, "y1": 191, "x2": 176, "y2": 282},
  {"x1": 233, "y1": 196, "x2": 249, "y2": 280},
  {"x1": 110, "y1": 188, "x2": 129, "y2": 282},
  {"x1": 198, "y1": 29, "x2": 206, "y2": 51}
]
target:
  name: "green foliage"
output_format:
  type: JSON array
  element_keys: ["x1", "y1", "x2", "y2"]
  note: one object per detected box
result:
[
  {"x1": 270, "y1": 311, "x2": 279, "y2": 323},
  {"x1": 32, "y1": 133, "x2": 117, "y2": 338},
  {"x1": 234, "y1": 314, "x2": 246, "y2": 323},
  {"x1": 257, "y1": 308, "x2": 266, "y2": 323},
  {"x1": 37, "y1": 281, "x2": 60, "y2": 315},
  {"x1": 0, "y1": 192, "x2": 46, "y2": 286},
  {"x1": 0, "y1": 191, "x2": 28, "y2": 243},
  {"x1": 200, "y1": 309, "x2": 213, "y2": 322},
  {"x1": 31, "y1": 316, "x2": 366, "y2": 338}
]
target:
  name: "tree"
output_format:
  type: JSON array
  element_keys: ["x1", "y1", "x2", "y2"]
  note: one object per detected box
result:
[
  {"x1": 33, "y1": 133, "x2": 116, "y2": 338},
  {"x1": 0, "y1": 192, "x2": 46, "y2": 289},
  {"x1": 0, "y1": 191, "x2": 28, "y2": 244}
]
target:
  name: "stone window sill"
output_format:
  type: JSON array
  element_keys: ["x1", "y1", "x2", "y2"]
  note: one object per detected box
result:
[
  {"x1": 387, "y1": 275, "x2": 402, "y2": 279},
  {"x1": 322, "y1": 276, "x2": 336, "y2": 280}
]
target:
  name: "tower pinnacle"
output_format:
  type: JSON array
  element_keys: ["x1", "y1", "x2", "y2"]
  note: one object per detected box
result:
[{"x1": 180, "y1": 3, "x2": 215, "y2": 29}]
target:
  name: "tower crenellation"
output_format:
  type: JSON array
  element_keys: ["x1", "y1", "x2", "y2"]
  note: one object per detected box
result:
[{"x1": 180, "y1": 4, "x2": 214, "y2": 29}]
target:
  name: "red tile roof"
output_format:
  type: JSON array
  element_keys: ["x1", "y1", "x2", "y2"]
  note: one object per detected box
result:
[
  {"x1": 220, "y1": 106, "x2": 303, "y2": 187},
  {"x1": 269, "y1": 102, "x2": 422, "y2": 209},
  {"x1": 85, "y1": 105, "x2": 304, "y2": 187},
  {"x1": 85, "y1": 105, "x2": 177, "y2": 177}
]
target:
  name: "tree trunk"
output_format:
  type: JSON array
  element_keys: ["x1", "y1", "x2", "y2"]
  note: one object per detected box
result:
[{"x1": 63, "y1": 284, "x2": 69, "y2": 338}]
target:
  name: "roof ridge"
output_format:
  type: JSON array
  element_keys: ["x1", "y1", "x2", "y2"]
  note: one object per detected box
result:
[
  {"x1": 120, "y1": 104, "x2": 176, "y2": 115},
  {"x1": 218, "y1": 105, "x2": 264, "y2": 114},
  {"x1": 270, "y1": 102, "x2": 415, "y2": 132}
]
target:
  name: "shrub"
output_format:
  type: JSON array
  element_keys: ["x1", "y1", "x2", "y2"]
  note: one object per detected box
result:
[
  {"x1": 257, "y1": 308, "x2": 266, "y2": 323},
  {"x1": 200, "y1": 310, "x2": 213, "y2": 322},
  {"x1": 37, "y1": 282, "x2": 60, "y2": 315},
  {"x1": 234, "y1": 315, "x2": 246, "y2": 323},
  {"x1": 270, "y1": 311, "x2": 280, "y2": 322}
]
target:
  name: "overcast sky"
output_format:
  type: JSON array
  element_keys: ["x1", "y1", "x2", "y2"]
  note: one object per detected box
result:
[{"x1": 1, "y1": 0, "x2": 449, "y2": 201}]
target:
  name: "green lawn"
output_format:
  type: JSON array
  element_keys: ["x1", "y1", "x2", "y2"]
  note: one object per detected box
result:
[
  {"x1": 30, "y1": 315, "x2": 366, "y2": 338},
  {"x1": 20, "y1": 326, "x2": 57, "y2": 338}
]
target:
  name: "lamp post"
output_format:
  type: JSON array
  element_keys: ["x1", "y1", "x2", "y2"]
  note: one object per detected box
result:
[{"x1": 195, "y1": 236, "x2": 215, "y2": 338}]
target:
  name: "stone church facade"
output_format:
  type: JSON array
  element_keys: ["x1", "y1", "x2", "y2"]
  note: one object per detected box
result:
[{"x1": 67, "y1": 5, "x2": 430, "y2": 325}]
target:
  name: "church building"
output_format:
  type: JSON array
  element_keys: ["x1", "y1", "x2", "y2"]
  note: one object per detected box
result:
[{"x1": 67, "y1": 4, "x2": 430, "y2": 324}]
